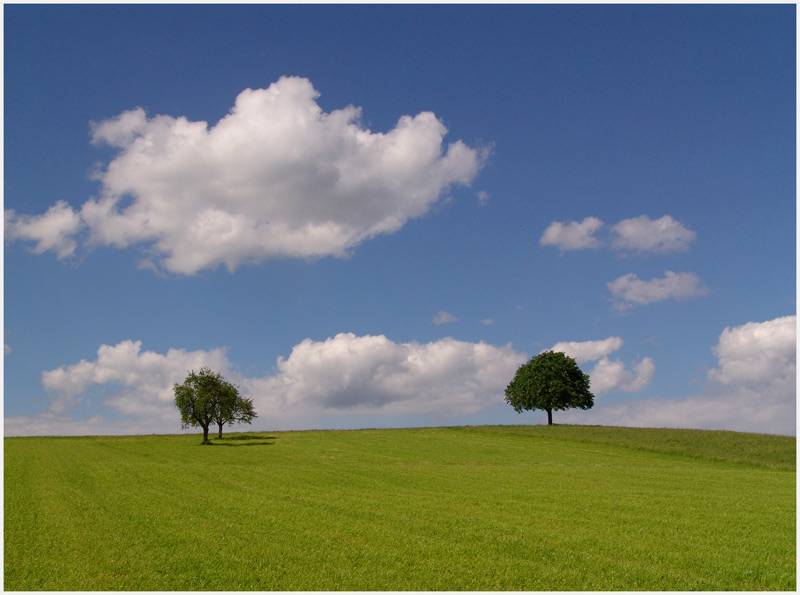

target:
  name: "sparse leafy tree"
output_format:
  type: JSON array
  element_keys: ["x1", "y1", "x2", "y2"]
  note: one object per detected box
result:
[
  {"x1": 212, "y1": 391, "x2": 257, "y2": 439},
  {"x1": 174, "y1": 367, "x2": 255, "y2": 444},
  {"x1": 504, "y1": 351, "x2": 594, "y2": 425}
]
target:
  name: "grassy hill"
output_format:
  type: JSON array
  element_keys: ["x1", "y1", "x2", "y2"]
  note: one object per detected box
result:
[{"x1": 4, "y1": 425, "x2": 795, "y2": 590}]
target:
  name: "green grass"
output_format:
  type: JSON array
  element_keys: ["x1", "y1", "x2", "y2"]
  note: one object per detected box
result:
[{"x1": 4, "y1": 425, "x2": 795, "y2": 590}]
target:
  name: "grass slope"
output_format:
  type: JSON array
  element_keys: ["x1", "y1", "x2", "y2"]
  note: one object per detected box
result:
[{"x1": 4, "y1": 425, "x2": 795, "y2": 590}]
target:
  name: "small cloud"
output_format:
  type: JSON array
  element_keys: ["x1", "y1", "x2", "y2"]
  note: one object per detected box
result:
[
  {"x1": 611, "y1": 215, "x2": 696, "y2": 254},
  {"x1": 480, "y1": 318, "x2": 494, "y2": 326},
  {"x1": 5, "y1": 201, "x2": 84, "y2": 259},
  {"x1": 4, "y1": 344, "x2": 11, "y2": 355},
  {"x1": 540, "y1": 214, "x2": 696, "y2": 255},
  {"x1": 432, "y1": 310, "x2": 459, "y2": 325},
  {"x1": 607, "y1": 271, "x2": 708, "y2": 311},
  {"x1": 539, "y1": 216, "x2": 603, "y2": 251},
  {"x1": 477, "y1": 190, "x2": 490, "y2": 206},
  {"x1": 549, "y1": 336, "x2": 624, "y2": 364}
]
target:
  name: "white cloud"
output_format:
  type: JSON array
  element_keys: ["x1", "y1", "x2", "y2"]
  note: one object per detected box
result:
[
  {"x1": 432, "y1": 310, "x2": 459, "y2": 325},
  {"x1": 13, "y1": 318, "x2": 792, "y2": 438},
  {"x1": 37, "y1": 340, "x2": 231, "y2": 419},
  {"x1": 558, "y1": 315, "x2": 796, "y2": 435},
  {"x1": 540, "y1": 214, "x2": 696, "y2": 255},
  {"x1": 480, "y1": 318, "x2": 494, "y2": 326},
  {"x1": 708, "y1": 315, "x2": 796, "y2": 388},
  {"x1": 539, "y1": 216, "x2": 603, "y2": 251},
  {"x1": 4, "y1": 334, "x2": 526, "y2": 436},
  {"x1": 549, "y1": 336, "x2": 624, "y2": 364},
  {"x1": 623, "y1": 357, "x2": 657, "y2": 392},
  {"x1": 6, "y1": 76, "x2": 487, "y2": 274},
  {"x1": 611, "y1": 215, "x2": 696, "y2": 254},
  {"x1": 607, "y1": 271, "x2": 708, "y2": 310},
  {"x1": 547, "y1": 336, "x2": 654, "y2": 394},
  {"x1": 589, "y1": 356, "x2": 655, "y2": 394},
  {"x1": 260, "y1": 333, "x2": 525, "y2": 418},
  {"x1": 477, "y1": 190, "x2": 490, "y2": 206},
  {"x1": 5, "y1": 201, "x2": 84, "y2": 259}
]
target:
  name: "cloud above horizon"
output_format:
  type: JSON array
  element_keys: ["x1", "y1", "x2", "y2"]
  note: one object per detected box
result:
[
  {"x1": 540, "y1": 215, "x2": 696, "y2": 254},
  {"x1": 5, "y1": 76, "x2": 487, "y2": 274},
  {"x1": 5, "y1": 334, "x2": 525, "y2": 437},
  {"x1": 558, "y1": 315, "x2": 796, "y2": 435},
  {"x1": 548, "y1": 336, "x2": 655, "y2": 394},
  {"x1": 5, "y1": 316, "x2": 794, "y2": 437},
  {"x1": 39, "y1": 340, "x2": 232, "y2": 417},
  {"x1": 255, "y1": 333, "x2": 524, "y2": 417}
]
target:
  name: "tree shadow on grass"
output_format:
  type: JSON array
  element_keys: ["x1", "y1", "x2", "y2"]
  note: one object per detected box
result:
[{"x1": 210, "y1": 435, "x2": 276, "y2": 447}]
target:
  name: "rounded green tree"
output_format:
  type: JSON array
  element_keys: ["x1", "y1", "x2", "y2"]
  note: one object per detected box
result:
[
  {"x1": 174, "y1": 367, "x2": 257, "y2": 444},
  {"x1": 504, "y1": 351, "x2": 594, "y2": 425}
]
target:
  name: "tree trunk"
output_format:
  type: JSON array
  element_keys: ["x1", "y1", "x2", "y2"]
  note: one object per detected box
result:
[
  {"x1": 202, "y1": 425, "x2": 211, "y2": 445},
  {"x1": 546, "y1": 408, "x2": 553, "y2": 426},
  {"x1": 218, "y1": 422, "x2": 224, "y2": 439}
]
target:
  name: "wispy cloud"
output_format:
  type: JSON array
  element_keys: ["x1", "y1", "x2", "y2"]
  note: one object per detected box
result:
[
  {"x1": 5, "y1": 76, "x2": 488, "y2": 275},
  {"x1": 607, "y1": 271, "x2": 708, "y2": 311},
  {"x1": 432, "y1": 310, "x2": 459, "y2": 325},
  {"x1": 549, "y1": 336, "x2": 624, "y2": 364},
  {"x1": 540, "y1": 215, "x2": 695, "y2": 255}
]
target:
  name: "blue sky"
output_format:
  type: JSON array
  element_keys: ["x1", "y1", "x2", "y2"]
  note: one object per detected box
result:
[{"x1": 4, "y1": 4, "x2": 796, "y2": 437}]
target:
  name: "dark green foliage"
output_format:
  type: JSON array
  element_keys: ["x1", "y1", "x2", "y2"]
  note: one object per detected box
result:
[
  {"x1": 505, "y1": 351, "x2": 594, "y2": 425},
  {"x1": 173, "y1": 368, "x2": 256, "y2": 444},
  {"x1": 212, "y1": 392, "x2": 257, "y2": 439}
]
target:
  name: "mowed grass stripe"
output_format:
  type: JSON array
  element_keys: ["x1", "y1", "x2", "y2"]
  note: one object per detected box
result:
[{"x1": 4, "y1": 426, "x2": 795, "y2": 590}]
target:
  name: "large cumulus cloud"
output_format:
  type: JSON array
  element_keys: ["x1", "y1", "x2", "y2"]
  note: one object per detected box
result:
[
  {"x1": 5, "y1": 340, "x2": 232, "y2": 436},
  {"x1": 258, "y1": 333, "x2": 524, "y2": 416},
  {"x1": 559, "y1": 315, "x2": 796, "y2": 435},
  {"x1": 548, "y1": 336, "x2": 655, "y2": 394},
  {"x1": 5, "y1": 76, "x2": 488, "y2": 274},
  {"x1": 5, "y1": 334, "x2": 525, "y2": 436},
  {"x1": 8, "y1": 317, "x2": 793, "y2": 437}
]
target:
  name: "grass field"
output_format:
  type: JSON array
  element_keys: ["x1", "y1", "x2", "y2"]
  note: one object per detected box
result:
[{"x1": 4, "y1": 424, "x2": 795, "y2": 590}]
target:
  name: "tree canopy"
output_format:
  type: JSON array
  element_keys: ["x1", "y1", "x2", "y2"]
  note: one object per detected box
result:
[
  {"x1": 174, "y1": 367, "x2": 257, "y2": 444},
  {"x1": 212, "y1": 390, "x2": 257, "y2": 439},
  {"x1": 504, "y1": 351, "x2": 594, "y2": 425}
]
